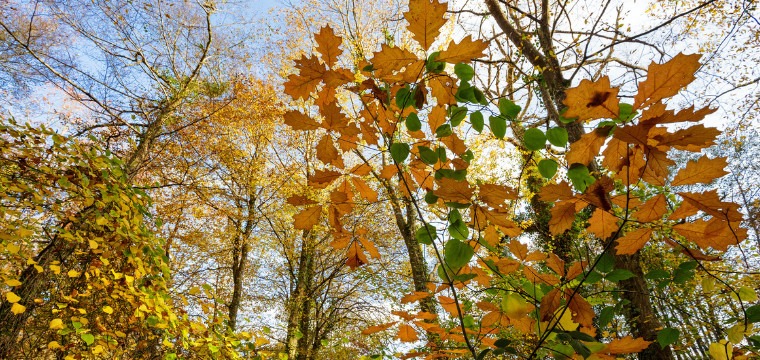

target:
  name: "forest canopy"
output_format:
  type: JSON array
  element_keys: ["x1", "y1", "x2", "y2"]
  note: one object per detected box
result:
[{"x1": 0, "y1": 0, "x2": 759, "y2": 359}]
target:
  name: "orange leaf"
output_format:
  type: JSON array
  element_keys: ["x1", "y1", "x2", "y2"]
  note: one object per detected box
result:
[
  {"x1": 361, "y1": 321, "x2": 397, "y2": 335},
  {"x1": 545, "y1": 253, "x2": 566, "y2": 277},
  {"x1": 539, "y1": 182, "x2": 575, "y2": 202},
  {"x1": 401, "y1": 291, "x2": 432, "y2": 304},
  {"x1": 566, "y1": 128, "x2": 608, "y2": 165},
  {"x1": 284, "y1": 55, "x2": 326, "y2": 100},
  {"x1": 613, "y1": 124, "x2": 649, "y2": 148},
  {"x1": 293, "y1": 206, "x2": 322, "y2": 230},
  {"x1": 655, "y1": 124, "x2": 720, "y2": 151},
  {"x1": 433, "y1": 178, "x2": 473, "y2": 204},
  {"x1": 284, "y1": 110, "x2": 320, "y2": 130},
  {"x1": 601, "y1": 137, "x2": 629, "y2": 172},
  {"x1": 403, "y1": 0, "x2": 448, "y2": 51},
  {"x1": 671, "y1": 156, "x2": 728, "y2": 186},
  {"x1": 359, "y1": 237, "x2": 381, "y2": 259},
  {"x1": 308, "y1": 169, "x2": 342, "y2": 189},
  {"x1": 563, "y1": 76, "x2": 620, "y2": 121},
  {"x1": 286, "y1": 195, "x2": 317, "y2": 206},
  {"x1": 566, "y1": 292, "x2": 594, "y2": 327},
  {"x1": 351, "y1": 177, "x2": 379, "y2": 202},
  {"x1": 586, "y1": 208, "x2": 619, "y2": 240},
  {"x1": 679, "y1": 190, "x2": 743, "y2": 221},
  {"x1": 314, "y1": 25, "x2": 343, "y2": 67},
  {"x1": 615, "y1": 228, "x2": 653, "y2": 255},
  {"x1": 438, "y1": 295, "x2": 461, "y2": 317},
  {"x1": 437, "y1": 36, "x2": 488, "y2": 63},
  {"x1": 549, "y1": 200, "x2": 577, "y2": 235},
  {"x1": 479, "y1": 184, "x2": 517, "y2": 208},
  {"x1": 346, "y1": 241, "x2": 368, "y2": 269},
  {"x1": 641, "y1": 148, "x2": 674, "y2": 186},
  {"x1": 604, "y1": 336, "x2": 652, "y2": 354},
  {"x1": 634, "y1": 53, "x2": 701, "y2": 110},
  {"x1": 539, "y1": 288, "x2": 562, "y2": 321},
  {"x1": 633, "y1": 194, "x2": 667, "y2": 222},
  {"x1": 371, "y1": 45, "x2": 424, "y2": 80},
  {"x1": 429, "y1": 76, "x2": 458, "y2": 106}
]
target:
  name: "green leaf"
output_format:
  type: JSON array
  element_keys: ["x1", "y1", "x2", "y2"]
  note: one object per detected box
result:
[
  {"x1": 596, "y1": 253, "x2": 615, "y2": 273},
  {"x1": 450, "y1": 106, "x2": 468, "y2": 126},
  {"x1": 605, "y1": 269, "x2": 635, "y2": 282},
  {"x1": 523, "y1": 128, "x2": 546, "y2": 151},
  {"x1": 426, "y1": 52, "x2": 445, "y2": 73},
  {"x1": 672, "y1": 267, "x2": 694, "y2": 284},
  {"x1": 415, "y1": 224, "x2": 437, "y2": 245},
  {"x1": 494, "y1": 339, "x2": 511, "y2": 348},
  {"x1": 437, "y1": 147, "x2": 447, "y2": 162},
  {"x1": 456, "y1": 85, "x2": 476, "y2": 103},
  {"x1": 569, "y1": 331, "x2": 596, "y2": 342},
  {"x1": 498, "y1": 98, "x2": 521, "y2": 119},
  {"x1": 455, "y1": 63, "x2": 474, "y2": 81},
  {"x1": 538, "y1": 159, "x2": 558, "y2": 179},
  {"x1": 418, "y1": 146, "x2": 438, "y2": 165},
  {"x1": 395, "y1": 87, "x2": 412, "y2": 109},
  {"x1": 390, "y1": 143, "x2": 410, "y2": 163},
  {"x1": 616, "y1": 103, "x2": 636, "y2": 123},
  {"x1": 489, "y1": 116, "x2": 507, "y2": 139},
  {"x1": 462, "y1": 150, "x2": 475, "y2": 163},
  {"x1": 567, "y1": 164, "x2": 595, "y2": 192},
  {"x1": 80, "y1": 333, "x2": 95, "y2": 346},
  {"x1": 546, "y1": 128, "x2": 569, "y2": 147},
  {"x1": 436, "y1": 124, "x2": 453, "y2": 138},
  {"x1": 747, "y1": 304, "x2": 760, "y2": 323},
  {"x1": 645, "y1": 269, "x2": 670, "y2": 280},
  {"x1": 599, "y1": 306, "x2": 615, "y2": 328},
  {"x1": 585, "y1": 271, "x2": 603, "y2": 284},
  {"x1": 406, "y1": 112, "x2": 421, "y2": 131},
  {"x1": 470, "y1": 111, "x2": 484, "y2": 133},
  {"x1": 657, "y1": 328, "x2": 680, "y2": 348},
  {"x1": 424, "y1": 190, "x2": 439, "y2": 204},
  {"x1": 448, "y1": 219, "x2": 470, "y2": 240},
  {"x1": 444, "y1": 239, "x2": 474, "y2": 270}
]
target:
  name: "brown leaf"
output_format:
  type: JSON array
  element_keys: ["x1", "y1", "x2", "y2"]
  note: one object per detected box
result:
[
  {"x1": 397, "y1": 324, "x2": 419, "y2": 342},
  {"x1": 633, "y1": 194, "x2": 667, "y2": 222},
  {"x1": 671, "y1": 156, "x2": 728, "y2": 186},
  {"x1": 438, "y1": 295, "x2": 461, "y2": 317},
  {"x1": 284, "y1": 110, "x2": 321, "y2": 130},
  {"x1": 679, "y1": 190, "x2": 743, "y2": 221},
  {"x1": 549, "y1": 200, "x2": 577, "y2": 235},
  {"x1": 293, "y1": 206, "x2": 322, "y2": 230},
  {"x1": 539, "y1": 288, "x2": 562, "y2": 322},
  {"x1": 479, "y1": 183, "x2": 517, "y2": 208},
  {"x1": 316, "y1": 134, "x2": 343, "y2": 168},
  {"x1": 437, "y1": 36, "x2": 488, "y2": 63},
  {"x1": 284, "y1": 55, "x2": 326, "y2": 100},
  {"x1": 351, "y1": 177, "x2": 379, "y2": 202},
  {"x1": 587, "y1": 208, "x2": 619, "y2": 239},
  {"x1": 308, "y1": 169, "x2": 342, "y2": 189},
  {"x1": 371, "y1": 44, "x2": 424, "y2": 80},
  {"x1": 287, "y1": 195, "x2": 317, "y2": 206},
  {"x1": 566, "y1": 128, "x2": 608, "y2": 165},
  {"x1": 539, "y1": 182, "x2": 575, "y2": 202},
  {"x1": 404, "y1": 0, "x2": 448, "y2": 51},
  {"x1": 361, "y1": 321, "x2": 397, "y2": 335},
  {"x1": 359, "y1": 237, "x2": 381, "y2": 259},
  {"x1": 401, "y1": 291, "x2": 432, "y2": 304},
  {"x1": 563, "y1": 76, "x2": 620, "y2": 121},
  {"x1": 642, "y1": 148, "x2": 674, "y2": 186},
  {"x1": 566, "y1": 292, "x2": 594, "y2": 328},
  {"x1": 613, "y1": 124, "x2": 649, "y2": 148},
  {"x1": 615, "y1": 228, "x2": 653, "y2": 255},
  {"x1": 433, "y1": 178, "x2": 473, "y2": 204},
  {"x1": 314, "y1": 25, "x2": 343, "y2": 67},
  {"x1": 634, "y1": 53, "x2": 701, "y2": 109},
  {"x1": 346, "y1": 241, "x2": 368, "y2": 269},
  {"x1": 429, "y1": 75, "x2": 458, "y2": 105},
  {"x1": 602, "y1": 137, "x2": 629, "y2": 172},
  {"x1": 545, "y1": 253, "x2": 566, "y2": 277},
  {"x1": 655, "y1": 124, "x2": 720, "y2": 151}
]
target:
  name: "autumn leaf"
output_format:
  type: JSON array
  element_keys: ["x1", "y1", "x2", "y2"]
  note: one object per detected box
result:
[
  {"x1": 287, "y1": 195, "x2": 317, "y2": 206},
  {"x1": 351, "y1": 177, "x2": 379, "y2": 202},
  {"x1": 566, "y1": 292, "x2": 594, "y2": 327},
  {"x1": 616, "y1": 228, "x2": 653, "y2": 255},
  {"x1": 539, "y1": 182, "x2": 575, "y2": 202},
  {"x1": 539, "y1": 288, "x2": 562, "y2": 321},
  {"x1": 401, "y1": 291, "x2": 432, "y2": 304},
  {"x1": 314, "y1": 25, "x2": 343, "y2": 67},
  {"x1": 316, "y1": 134, "x2": 344, "y2": 168},
  {"x1": 437, "y1": 36, "x2": 488, "y2": 63},
  {"x1": 361, "y1": 322, "x2": 397, "y2": 335},
  {"x1": 566, "y1": 128, "x2": 608, "y2": 165},
  {"x1": 346, "y1": 241, "x2": 368, "y2": 269},
  {"x1": 478, "y1": 183, "x2": 517, "y2": 208},
  {"x1": 284, "y1": 55, "x2": 326, "y2": 100},
  {"x1": 433, "y1": 178, "x2": 473, "y2": 204},
  {"x1": 563, "y1": 76, "x2": 620, "y2": 121},
  {"x1": 438, "y1": 295, "x2": 461, "y2": 317},
  {"x1": 293, "y1": 206, "x2": 322, "y2": 230},
  {"x1": 10, "y1": 303, "x2": 25, "y2": 315},
  {"x1": 655, "y1": 124, "x2": 720, "y2": 151},
  {"x1": 633, "y1": 194, "x2": 667, "y2": 222},
  {"x1": 308, "y1": 169, "x2": 342, "y2": 189},
  {"x1": 549, "y1": 200, "x2": 578, "y2": 235},
  {"x1": 284, "y1": 110, "x2": 321, "y2": 130},
  {"x1": 397, "y1": 324, "x2": 419, "y2": 342},
  {"x1": 604, "y1": 336, "x2": 652, "y2": 354},
  {"x1": 634, "y1": 53, "x2": 701, "y2": 109},
  {"x1": 586, "y1": 208, "x2": 619, "y2": 239},
  {"x1": 403, "y1": 0, "x2": 448, "y2": 51},
  {"x1": 5, "y1": 291, "x2": 20, "y2": 303},
  {"x1": 671, "y1": 156, "x2": 728, "y2": 186},
  {"x1": 371, "y1": 45, "x2": 424, "y2": 80}
]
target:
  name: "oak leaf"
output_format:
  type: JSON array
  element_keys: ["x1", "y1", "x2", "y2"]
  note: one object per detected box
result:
[
  {"x1": 371, "y1": 45, "x2": 424, "y2": 80},
  {"x1": 437, "y1": 36, "x2": 488, "y2": 63},
  {"x1": 293, "y1": 206, "x2": 322, "y2": 230},
  {"x1": 351, "y1": 177, "x2": 379, "y2": 202},
  {"x1": 284, "y1": 110, "x2": 320, "y2": 130},
  {"x1": 641, "y1": 148, "x2": 674, "y2": 186},
  {"x1": 615, "y1": 228, "x2": 653, "y2": 255},
  {"x1": 587, "y1": 208, "x2": 619, "y2": 239},
  {"x1": 438, "y1": 295, "x2": 461, "y2": 317},
  {"x1": 601, "y1": 137, "x2": 629, "y2": 172},
  {"x1": 316, "y1": 134, "x2": 343, "y2": 168},
  {"x1": 655, "y1": 124, "x2": 719, "y2": 151},
  {"x1": 428, "y1": 75, "x2": 458, "y2": 105},
  {"x1": 479, "y1": 183, "x2": 517, "y2": 208},
  {"x1": 346, "y1": 241, "x2": 368, "y2": 269},
  {"x1": 286, "y1": 195, "x2": 317, "y2": 206},
  {"x1": 563, "y1": 76, "x2": 620, "y2": 121},
  {"x1": 566, "y1": 128, "x2": 608, "y2": 165},
  {"x1": 398, "y1": 324, "x2": 419, "y2": 342},
  {"x1": 433, "y1": 178, "x2": 473, "y2": 204},
  {"x1": 539, "y1": 288, "x2": 562, "y2": 322},
  {"x1": 314, "y1": 25, "x2": 343, "y2": 67},
  {"x1": 404, "y1": 0, "x2": 448, "y2": 51},
  {"x1": 308, "y1": 169, "x2": 342, "y2": 189},
  {"x1": 634, "y1": 53, "x2": 701, "y2": 109},
  {"x1": 539, "y1": 182, "x2": 575, "y2": 203},
  {"x1": 566, "y1": 292, "x2": 594, "y2": 327},
  {"x1": 549, "y1": 200, "x2": 578, "y2": 235},
  {"x1": 633, "y1": 194, "x2": 667, "y2": 222},
  {"x1": 284, "y1": 55, "x2": 326, "y2": 100},
  {"x1": 671, "y1": 156, "x2": 728, "y2": 186}
]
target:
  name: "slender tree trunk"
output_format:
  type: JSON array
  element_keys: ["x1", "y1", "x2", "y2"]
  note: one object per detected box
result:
[{"x1": 286, "y1": 231, "x2": 315, "y2": 359}]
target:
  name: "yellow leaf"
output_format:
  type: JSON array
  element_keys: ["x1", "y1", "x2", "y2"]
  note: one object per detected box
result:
[
  {"x1": 6, "y1": 243, "x2": 20, "y2": 254},
  {"x1": 10, "y1": 303, "x2": 25, "y2": 314},
  {"x1": 67, "y1": 269, "x2": 80, "y2": 278},
  {"x1": 50, "y1": 318, "x2": 65, "y2": 330},
  {"x1": 50, "y1": 265, "x2": 61, "y2": 274},
  {"x1": 4, "y1": 279, "x2": 21, "y2": 287},
  {"x1": 5, "y1": 291, "x2": 21, "y2": 303},
  {"x1": 403, "y1": 0, "x2": 448, "y2": 51},
  {"x1": 92, "y1": 345, "x2": 104, "y2": 354},
  {"x1": 102, "y1": 306, "x2": 114, "y2": 314},
  {"x1": 708, "y1": 341, "x2": 733, "y2": 360},
  {"x1": 88, "y1": 239, "x2": 99, "y2": 249},
  {"x1": 48, "y1": 341, "x2": 62, "y2": 350}
]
